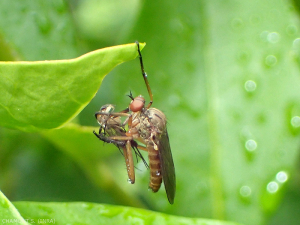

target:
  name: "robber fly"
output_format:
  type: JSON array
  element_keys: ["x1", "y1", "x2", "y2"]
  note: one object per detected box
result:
[{"x1": 94, "y1": 42, "x2": 176, "y2": 204}]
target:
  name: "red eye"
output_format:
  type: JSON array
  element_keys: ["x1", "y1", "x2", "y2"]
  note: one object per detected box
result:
[{"x1": 129, "y1": 96, "x2": 145, "y2": 112}]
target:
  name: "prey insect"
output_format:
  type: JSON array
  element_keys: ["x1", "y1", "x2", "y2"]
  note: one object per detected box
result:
[
  {"x1": 94, "y1": 42, "x2": 176, "y2": 204},
  {"x1": 93, "y1": 104, "x2": 148, "y2": 184}
]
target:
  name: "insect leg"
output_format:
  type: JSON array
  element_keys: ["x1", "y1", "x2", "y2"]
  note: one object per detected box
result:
[
  {"x1": 95, "y1": 133, "x2": 136, "y2": 183},
  {"x1": 125, "y1": 140, "x2": 135, "y2": 184},
  {"x1": 95, "y1": 112, "x2": 130, "y2": 117},
  {"x1": 135, "y1": 145, "x2": 148, "y2": 152},
  {"x1": 136, "y1": 41, "x2": 153, "y2": 108}
]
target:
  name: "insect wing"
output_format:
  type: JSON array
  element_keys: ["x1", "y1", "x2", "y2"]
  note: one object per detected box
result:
[{"x1": 158, "y1": 128, "x2": 176, "y2": 204}]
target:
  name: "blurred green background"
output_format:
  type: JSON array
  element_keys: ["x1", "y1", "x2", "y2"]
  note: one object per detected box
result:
[{"x1": 1, "y1": 0, "x2": 300, "y2": 224}]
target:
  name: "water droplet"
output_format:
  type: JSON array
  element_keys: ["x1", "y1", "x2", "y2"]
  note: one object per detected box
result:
[
  {"x1": 267, "y1": 32, "x2": 280, "y2": 43},
  {"x1": 291, "y1": 116, "x2": 300, "y2": 127},
  {"x1": 260, "y1": 31, "x2": 269, "y2": 42},
  {"x1": 148, "y1": 186, "x2": 153, "y2": 192},
  {"x1": 286, "y1": 103, "x2": 300, "y2": 135},
  {"x1": 266, "y1": 181, "x2": 279, "y2": 193},
  {"x1": 127, "y1": 178, "x2": 134, "y2": 184},
  {"x1": 244, "y1": 80, "x2": 257, "y2": 92},
  {"x1": 0, "y1": 198, "x2": 9, "y2": 208},
  {"x1": 286, "y1": 25, "x2": 298, "y2": 36},
  {"x1": 156, "y1": 171, "x2": 161, "y2": 176},
  {"x1": 245, "y1": 139, "x2": 257, "y2": 152},
  {"x1": 292, "y1": 38, "x2": 300, "y2": 49},
  {"x1": 265, "y1": 55, "x2": 277, "y2": 67},
  {"x1": 231, "y1": 18, "x2": 244, "y2": 30},
  {"x1": 240, "y1": 185, "x2": 252, "y2": 197},
  {"x1": 292, "y1": 38, "x2": 300, "y2": 56},
  {"x1": 276, "y1": 171, "x2": 288, "y2": 183}
]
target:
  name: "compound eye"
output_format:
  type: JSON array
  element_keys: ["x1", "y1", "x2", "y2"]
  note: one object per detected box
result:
[{"x1": 129, "y1": 96, "x2": 145, "y2": 112}]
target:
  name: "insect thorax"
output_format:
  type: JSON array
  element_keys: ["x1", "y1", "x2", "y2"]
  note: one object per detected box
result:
[{"x1": 134, "y1": 108, "x2": 167, "y2": 143}]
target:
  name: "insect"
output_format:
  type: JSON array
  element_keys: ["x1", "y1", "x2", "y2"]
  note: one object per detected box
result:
[
  {"x1": 93, "y1": 104, "x2": 148, "y2": 184},
  {"x1": 94, "y1": 42, "x2": 176, "y2": 204}
]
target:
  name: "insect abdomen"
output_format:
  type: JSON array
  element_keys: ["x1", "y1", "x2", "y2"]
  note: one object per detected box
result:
[{"x1": 148, "y1": 145, "x2": 162, "y2": 192}]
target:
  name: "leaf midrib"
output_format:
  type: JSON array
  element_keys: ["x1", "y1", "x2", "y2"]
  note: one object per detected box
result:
[{"x1": 202, "y1": 2, "x2": 225, "y2": 219}]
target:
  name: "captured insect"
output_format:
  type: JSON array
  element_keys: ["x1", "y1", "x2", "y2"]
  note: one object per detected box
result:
[
  {"x1": 93, "y1": 104, "x2": 148, "y2": 184},
  {"x1": 94, "y1": 42, "x2": 176, "y2": 204}
]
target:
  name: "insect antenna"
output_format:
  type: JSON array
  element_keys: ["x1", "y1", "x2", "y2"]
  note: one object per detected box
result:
[{"x1": 127, "y1": 90, "x2": 134, "y2": 100}]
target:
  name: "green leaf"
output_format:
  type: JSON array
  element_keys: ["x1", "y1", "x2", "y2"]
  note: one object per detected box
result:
[
  {"x1": 0, "y1": 0, "x2": 78, "y2": 61},
  {"x1": 13, "y1": 201, "x2": 243, "y2": 225},
  {"x1": 0, "y1": 42, "x2": 145, "y2": 132},
  {"x1": 41, "y1": 123, "x2": 147, "y2": 208},
  {"x1": 0, "y1": 191, "x2": 29, "y2": 225},
  {"x1": 102, "y1": 0, "x2": 300, "y2": 224}
]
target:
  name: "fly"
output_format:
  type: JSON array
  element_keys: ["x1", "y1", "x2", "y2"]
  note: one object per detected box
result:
[
  {"x1": 94, "y1": 42, "x2": 176, "y2": 204},
  {"x1": 93, "y1": 104, "x2": 148, "y2": 184}
]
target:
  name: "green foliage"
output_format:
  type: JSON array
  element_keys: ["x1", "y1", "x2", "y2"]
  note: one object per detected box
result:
[
  {"x1": 0, "y1": 42, "x2": 144, "y2": 131},
  {"x1": 1, "y1": 0, "x2": 300, "y2": 225},
  {"x1": 12, "y1": 201, "x2": 242, "y2": 225},
  {"x1": 1, "y1": 191, "x2": 243, "y2": 225},
  {"x1": 0, "y1": 0, "x2": 78, "y2": 61},
  {"x1": 0, "y1": 192, "x2": 29, "y2": 224}
]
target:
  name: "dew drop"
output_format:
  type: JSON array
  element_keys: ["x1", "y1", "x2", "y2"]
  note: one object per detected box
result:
[
  {"x1": 286, "y1": 25, "x2": 298, "y2": 36},
  {"x1": 260, "y1": 31, "x2": 269, "y2": 42},
  {"x1": 293, "y1": 38, "x2": 300, "y2": 49},
  {"x1": 245, "y1": 139, "x2": 257, "y2": 152},
  {"x1": 267, "y1": 32, "x2": 280, "y2": 43},
  {"x1": 240, "y1": 185, "x2": 252, "y2": 197},
  {"x1": 266, "y1": 181, "x2": 279, "y2": 193},
  {"x1": 265, "y1": 55, "x2": 277, "y2": 67},
  {"x1": 0, "y1": 198, "x2": 9, "y2": 208},
  {"x1": 148, "y1": 186, "x2": 153, "y2": 192},
  {"x1": 127, "y1": 178, "x2": 134, "y2": 184},
  {"x1": 276, "y1": 171, "x2": 288, "y2": 183},
  {"x1": 244, "y1": 80, "x2": 257, "y2": 92},
  {"x1": 291, "y1": 116, "x2": 300, "y2": 128}
]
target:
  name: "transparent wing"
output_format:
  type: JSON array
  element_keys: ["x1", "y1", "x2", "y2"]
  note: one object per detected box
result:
[{"x1": 158, "y1": 129, "x2": 176, "y2": 204}]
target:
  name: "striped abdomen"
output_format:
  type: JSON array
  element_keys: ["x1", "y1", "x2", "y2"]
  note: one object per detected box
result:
[{"x1": 148, "y1": 144, "x2": 162, "y2": 192}]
